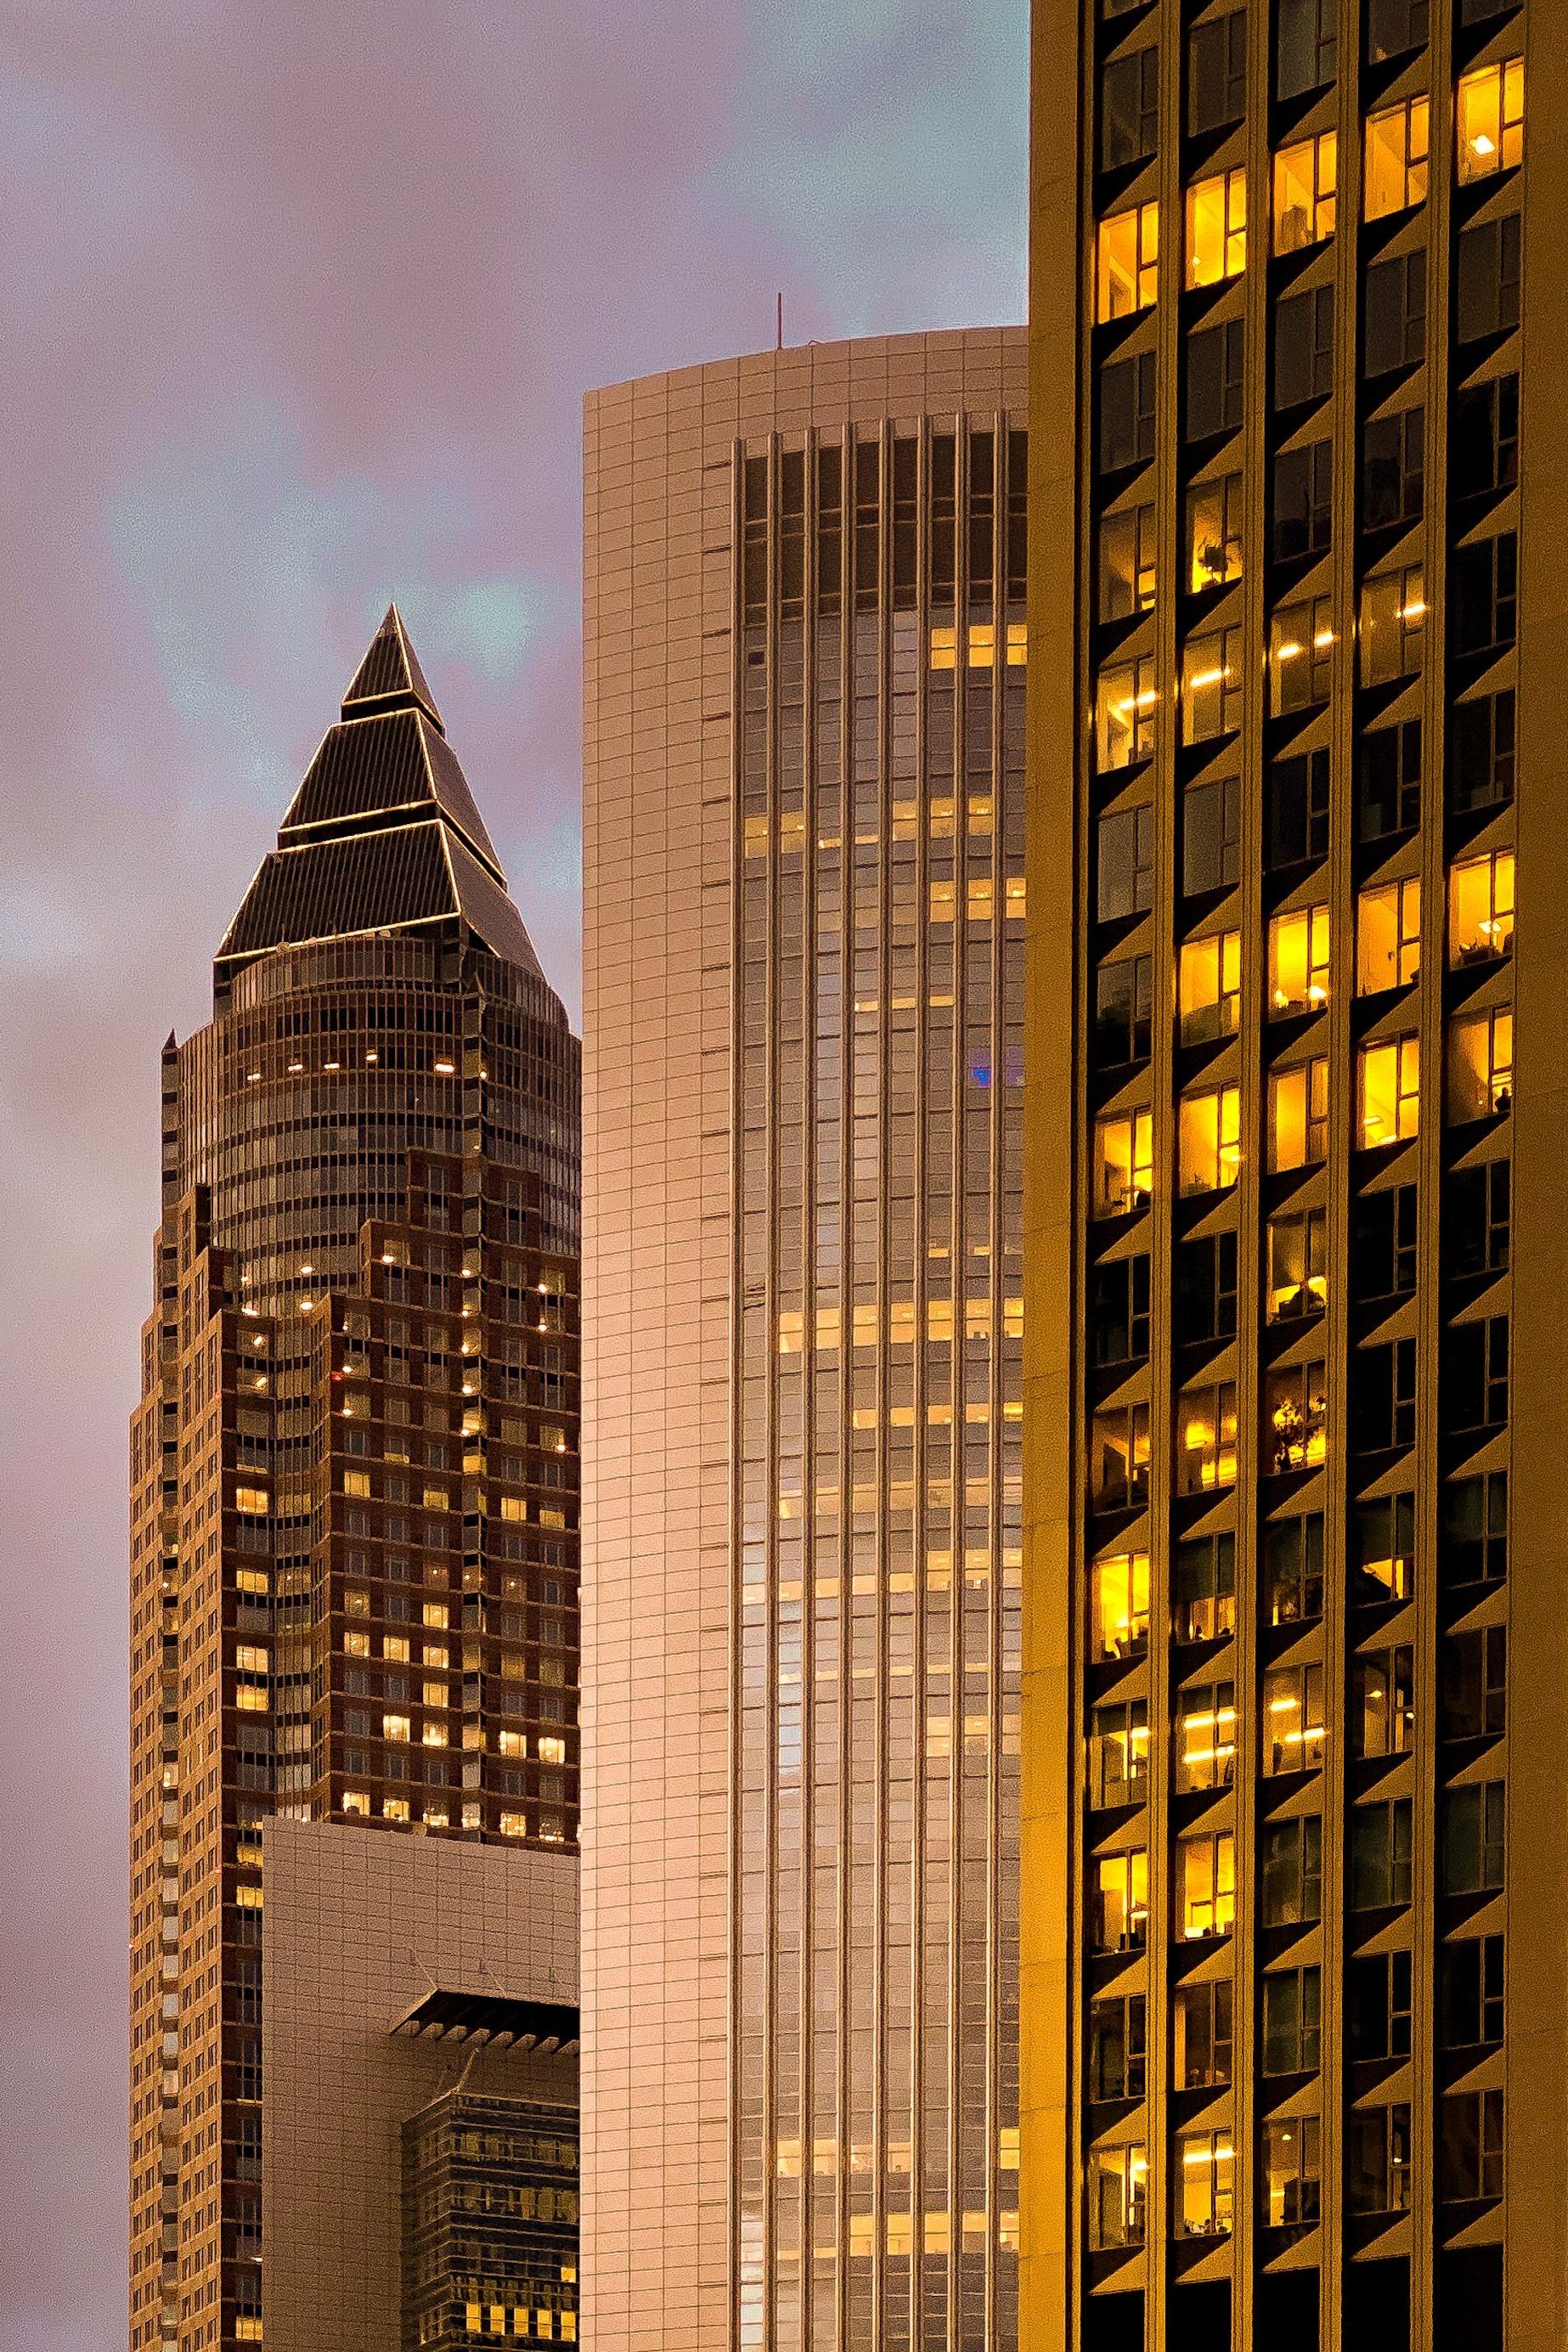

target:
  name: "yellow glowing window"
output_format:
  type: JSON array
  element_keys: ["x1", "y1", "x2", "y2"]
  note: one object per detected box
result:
[
  {"x1": 1458, "y1": 58, "x2": 1523, "y2": 184},
  {"x1": 235, "y1": 1686, "x2": 267, "y2": 1713},
  {"x1": 1095, "y1": 1847, "x2": 1149, "y2": 1951},
  {"x1": 1274, "y1": 133, "x2": 1337, "y2": 253},
  {"x1": 1357, "y1": 878, "x2": 1421, "y2": 993},
  {"x1": 235, "y1": 1883, "x2": 262, "y2": 1909},
  {"x1": 1180, "y1": 1831, "x2": 1235, "y2": 1938},
  {"x1": 235, "y1": 1644, "x2": 268, "y2": 1674},
  {"x1": 1359, "y1": 1035, "x2": 1420, "y2": 1145},
  {"x1": 1177, "y1": 1383, "x2": 1238, "y2": 1493},
  {"x1": 234, "y1": 1484, "x2": 269, "y2": 1515},
  {"x1": 422, "y1": 1602, "x2": 449, "y2": 1629},
  {"x1": 1178, "y1": 2131, "x2": 1235, "y2": 2238},
  {"x1": 499, "y1": 1494, "x2": 527, "y2": 1521},
  {"x1": 1269, "y1": 905, "x2": 1330, "y2": 1017},
  {"x1": 1268, "y1": 1208, "x2": 1328, "y2": 1320},
  {"x1": 929, "y1": 625, "x2": 957, "y2": 670},
  {"x1": 1092, "y1": 1549, "x2": 1151, "y2": 1661},
  {"x1": 499, "y1": 1812, "x2": 528, "y2": 1839},
  {"x1": 346, "y1": 1586, "x2": 371, "y2": 1617},
  {"x1": 1097, "y1": 656, "x2": 1159, "y2": 770},
  {"x1": 421, "y1": 1721, "x2": 448, "y2": 1748},
  {"x1": 1094, "y1": 1109, "x2": 1154, "y2": 1216},
  {"x1": 1006, "y1": 622, "x2": 1027, "y2": 665},
  {"x1": 1179, "y1": 930, "x2": 1242, "y2": 1046},
  {"x1": 929, "y1": 877, "x2": 957, "y2": 923},
  {"x1": 1186, "y1": 169, "x2": 1247, "y2": 287},
  {"x1": 236, "y1": 1565, "x2": 268, "y2": 1595},
  {"x1": 1178, "y1": 1083, "x2": 1241, "y2": 1194},
  {"x1": 1263, "y1": 1662, "x2": 1326, "y2": 1770},
  {"x1": 742, "y1": 813, "x2": 770, "y2": 860},
  {"x1": 1182, "y1": 628, "x2": 1243, "y2": 744},
  {"x1": 967, "y1": 877, "x2": 995, "y2": 921},
  {"x1": 383, "y1": 1796, "x2": 410, "y2": 1822},
  {"x1": 1176, "y1": 1685, "x2": 1238, "y2": 1793},
  {"x1": 382, "y1": 1712, "x2": 410, "y2": 1743},
  {"x1": 1269, "y1": 1056, "x2": 1328, "y2": 1171},
  {"x1": 1005, "y1": 874, "x2": 1026, "y2": 918},
  {"x1": 1365, "y1": 98, "x2": 1430, "y2": 219},
  {"x1": 1097, "y1": 200, "x2": 1160, "y2": 319},
  {"x1": 1089, "y1": 2146, "x2": 1148, "y2": 2250},
  {"x1": 421, "y1": 1485, "x2": 448, "y2": 1512},
  {"x1": 968, "y1": 623, "x2": 996, "y2": 668},
  {"x1": 341, "y1": 1468, "x2": 370, "y2": 1500},
  {"x1": 1448, "y1": 1009, "x2": 1513, "y2": 1123},
  {"x1": 1186, "y1": 473, "x2": 1243, "y2": 592},
  {"x1": 1360, "y1": 565, "x2": 1426, "y2": 687},
  {"x1": 539, "y1": 1734, "x2": 567, "y2": 1764},
  {"x1": 344, "y1": 1790, "x2": 370, "y2": 1816},
  {"x1": 1449, "y1": 850, "x2": 1514, "y2": 966}
]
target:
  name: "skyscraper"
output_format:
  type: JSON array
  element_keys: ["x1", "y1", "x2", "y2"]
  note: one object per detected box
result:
[
  {"x1": 582, "y1": 331, "x2": 1028, "y2": 2349},
  {"x1": 1023, "y1": 2, "x2": 1553, "y2": 2345},
  {"x1": 127, "y1": 611, "x2": 581, "y2": 2350}
]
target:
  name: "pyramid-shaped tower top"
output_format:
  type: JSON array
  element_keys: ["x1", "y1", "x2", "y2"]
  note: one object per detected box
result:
[
  {"x1": 214, "y1": 606, "x2": 544, "y2": 996},
  {"x1": 342, "y1": 603, "x2": 443, "y2": 731}
]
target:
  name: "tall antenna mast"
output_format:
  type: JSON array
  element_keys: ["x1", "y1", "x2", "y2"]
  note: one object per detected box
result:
[{"x1": 776, "y1": 290, "x2": 784, "y2": 351}]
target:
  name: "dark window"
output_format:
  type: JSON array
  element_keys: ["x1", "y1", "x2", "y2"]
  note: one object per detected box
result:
[
  {"x1": 1447, "y1": 1159, "x2": 1509, "y2": 1279},
  {"x1": 1096, "y1": 956, "x2": 1153, "y2": 1067},
  {"x1": 1174, "y1": 1532, "x2": 1237, "y2": 1644},
  {"x1": 1188, "y1": 8, "x2": 1248, "y2": 135},
  {"x1": 1453, "y1": 535, "x2": 1518, "y2": 660},
  {"x1": 1090, "y1": 1994, "x2": 1148, "y2": 2100},
  {"x1": 1459, "y1": 0, "x2": 1518, "y2": 18},
  {"x1": 1266, "y1": 748, "x2": 1330, "y2": 870},
  {"x1": 1368, "y1": 0, "x2": 1429, "y2": 61},
  {"x1": 1349, "y1": 1949, "x2": 1413, "y2": 2060},
  {"x1": 1261, "y1": 1815, "x2": 1323, "y2": 1926},
  {"x1": 1364, "y1": 251, "x2": 1426, "y2": 379},
  {"x1": 1353, "y1": 1645, "x2": 1415, "y2": 1758},
  {"x1": 1358, "y1": 718, "x2": 1422, "y2": 841},
  {"x1": 1351, "y1": 1797, "x2": 1414, "y2": 1909},
  {"x1": 1445, "y1": 1316, "x2": 1509, "y2": 1434},
  {"x1": 1098, "y1": 502, "x2": 1158, "y2": 621},
  {"x1": 1353, "y1": 1185, "x2": 1418, "y2": 1300},
  {"x1": 1458, "y1": 215, "x2": 1522, "y2": 347},
  {"x1": 1183, "y1": 776, "x2": 1241, "y2": 895},
  {"x1": 1441, "y1": 1935, "x2": 1503, "y2": 2049},
  {"x1": 1441, "y1": 2091, "x2": 1504, "y2": 2203},
  {"x1": 1352, "y1": 1492, "x2": 1416, "y2": 1605},
  {"x1": 1275, "y1": 285, "x2": 1335, "y2": 410},
  {"x1": 1441, "y1": 1627, "x2": 1507, "y2": 1742},
  {"x1": 1449, "y1": 690, "x2": 1515, "y2": 815},
  {"x1": 1176, "y1": 1232, "x2": 1239, "y2": 1345},
  {"x1": 1266, "y1": 1512, "x2": 1325, "y2": 1624},
  {"x1": 1356, "y1": 1336, "x2": 1417, "y2": 1452},
  {"x1": 1103, "y1": 46, "x2": 1160, "y2": 171},
  {"x1": 1186, "y1": 320, "x2": 1246, "y2": 444},
  {"x1": 1101, "y1": 352, "x2": 1159, "y2": 474},
  {"x1": 1348, "y1": 2106, "x2": 1412, "y2": 2214},
  {"x1": 1176, "y1": 1980, "x2": 1234, "y2": 2088},
  {"x1": 1441, "y1": 1780, "x2": 1506, "y2": 1893},
  {"x1": 1442, "y1": 1470, "x2": 1509, "y2": 1588},
  {"x1": 1452, "y1": 377, "x2": 1520, "y2": 504},
  {"x1": 1097, "y1": 804, "x2": 1156, "y2": 920},
  {"x1": 1362, "y1": 408, "x2": 1424, "y2": 531},
  {"x1": 1276, "y1": 0, "x2": 1336, "y2": 99},
  {"x1": 1262, "y1": 1966, "x2": 1322, "y2": 2074},
  {"x1": 1273, "y1": 440, "x2": 1334, "y2": 561},
  {"x1": 1092, "y1": 1256, "x2": 1152, "y2": 1366}
]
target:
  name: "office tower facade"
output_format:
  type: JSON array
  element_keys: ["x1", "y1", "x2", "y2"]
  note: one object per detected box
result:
[
  {"x1": 1024, "y1": 2, "x2": 1560, "y2": 2347},
  {"x1": 583, "y1": 331, "x2": 1028, "y2": 2350},
  {"x1": 127, "y1": 611, "x2": 581, "y2": 2350}
]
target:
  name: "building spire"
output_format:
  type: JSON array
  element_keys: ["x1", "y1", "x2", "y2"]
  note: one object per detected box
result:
[{"x1": 342, "y1": 604, "x2": 443, "y2": 733}]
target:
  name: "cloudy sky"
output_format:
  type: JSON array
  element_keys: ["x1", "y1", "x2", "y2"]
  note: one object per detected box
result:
[{"x1": 0, "y1": 2, "x2": 1024, "y2": 2338}]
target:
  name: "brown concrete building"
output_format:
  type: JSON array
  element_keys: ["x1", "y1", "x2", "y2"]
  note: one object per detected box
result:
[
  {"x1": 582, "y1": 331, "x2": 1027, "y2": 2350},
  {"x1": 262, "y1": 1818, "x2": 577, "y2": 2352},
  {"x1": 127, "y1": 610, "x2": 580, "y2": 2350},
  {"x1": 1022, "y1": 1, "x2": 1556, "y2": 2346}
]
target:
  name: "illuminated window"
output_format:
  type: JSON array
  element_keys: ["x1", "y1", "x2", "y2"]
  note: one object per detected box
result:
[
  {"x1": 1186, "y1": 169, "x2": 1247, "y2": 286},
  {"x1": 1266, "y1": 1361, "x2": 1328, "y2": 1473},
  {"x1": 499, "y1": 1811, "x2": 528, "y2": 1839},
  {"x1": 1091, "y1": 1549, "x2": 1151, "y2": 1661},
  {"x1": 1093, "y1": 1847, "x2": 1149, "y2": 1951},
  {"x1": 1179, "y1": 1084, "x2": 1241, "y2": 1193},
  {"x1": 1268, "y1": 905, "x2": 1330, "y2": 1017},
  {"x1": 1098, "y1": 502, "x2": 1158, "y2": 619},
  {"x1": 1182, "y1": 628, "x2": 1244, "y2": 743},
  {"x1": 345, "y1": 1587, "x2": 370, "y2": 1617},
  {"x1": 1268, "y1": 1206, "x2": 1328, "y2": 1321},
  {"x1": 1091, "y1": 1403, "x2": 1150, "y2": 1510},
  {"x1": 1448, "y1": 1009, "x2": 1513, "y2": 1122},
  {"x1": 1178, "y1": 2130, "x2": 1235, "y2": 2236},
  {"x1": 1263, "y1": 2117, "x2": 1322, "y2": 2226},
  {"x1": 382, "y1": 1712, "x2": 410, "y2": 1743},
  {"x1": 1094, "y1": 1110, "x2": 1153, "y2": 1216},
  {"x1": 1360, "y1": 565, "x2": 1425, "y2": 686},
  {"x1": 343, "y1": 1790, "x2": 370, "y2": 1816},
  {"x1": 1355, "y1": 1646, "x2": 1415, "y2": 1758},
  {"x1": 383, "y1": 1796, "x2": 410, "y2": 1822},
  {"x1": 928, "y1": 624, "x2": 956, "y2": 670},
  {"x1": 1176, "y1": 1380, "x2": 1238, "y2": 1494},
  {"x1": 1357, "y1": 877, "x2": 1421, "y2": 993},
  {"x1": 1269, "y1": 597, "x2": 1334, "y2": 713},
  {"x1": 1089, "y1": 2146, "x2": 1147, "y2": 2248},
  {"x1": 1186, "y1": 473, "x2": 1243, "y2": 591},
  {"x1": 1097, "y1": 201, "x2": 1159, "y2": 319},
  {"x1": 1449, "y1": 850, "x2": 1514, "y2": 966},
  {"x1": 1179, "y1": 930, "x2": 1242, "y2": 1044},
  {"x1": 1097, "y1": 656, "x2": 1159, "y2": 770},
  {"x1": 1268, "y1": 1057, "x2": 1328, "y2": 1171},
  {"x1": 1360, "y1": 1035, "x2": 1420, "y2": 1145},
  {"x1": 423, "y1": 1602, "x2": 449, "y2": 1629},
  {"x1": 1175, "y1": 1681, "x2": 1238, "y2": 1793},
  {"x1": 1179, "y1": 1830, "x2": 1235, "y2": 1937},
  {"x1": 1365, "y1": 97, "x2": 1430, "y2": 218},
  {"x1": 1263, "y1": 1661, "x2": 1326, "y2": 1773},
  {"x1": 1274, "y1": 133, "x2": 1337, "y2": 253},
  {"x1": 1457, "y1": 58, "x2": 1524, "y2": 184},
  {"x1": 234, "y1": 1484, "x2": 269, "y2": 1516}
]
